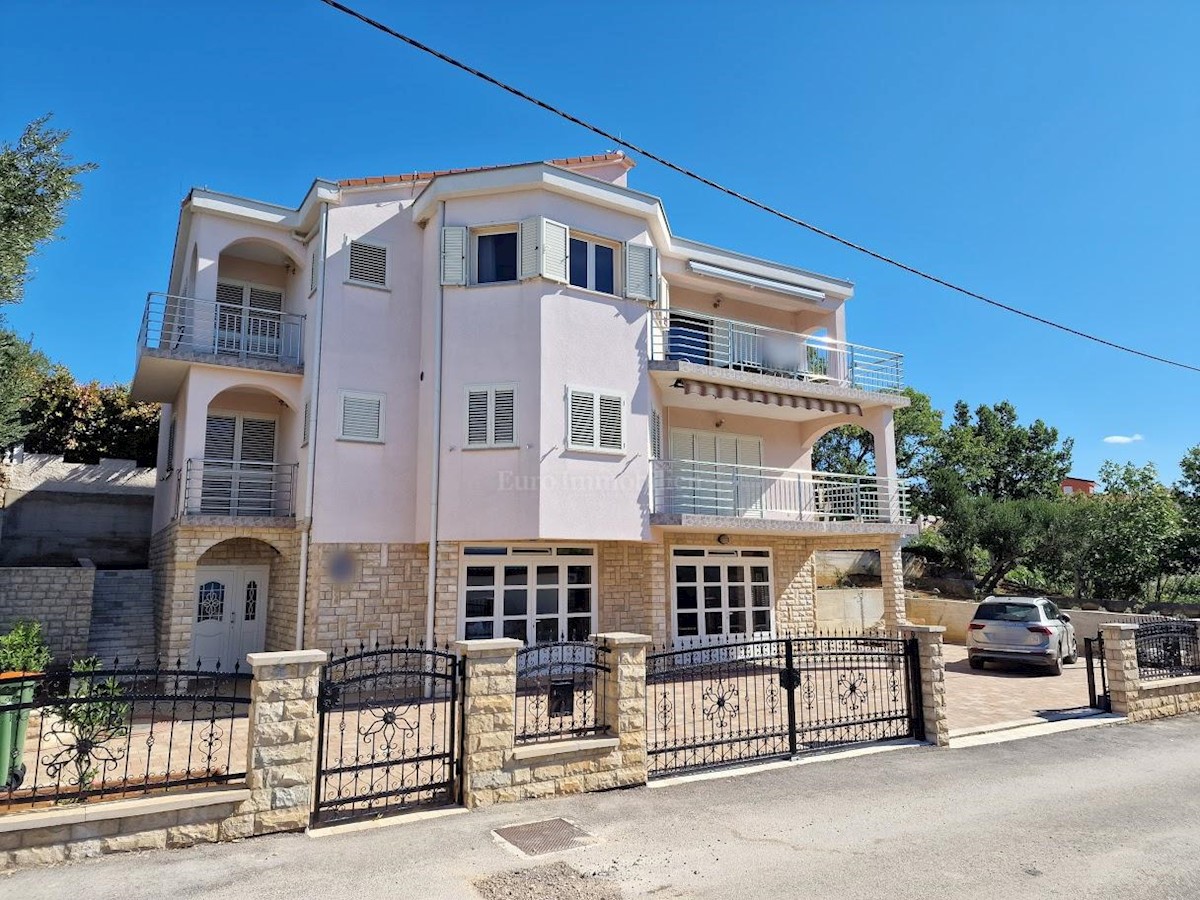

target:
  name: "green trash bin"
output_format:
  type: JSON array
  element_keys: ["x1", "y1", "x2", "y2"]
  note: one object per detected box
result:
[{"x1": 0, "y1": 674, "x2": 36, "y2": 789}]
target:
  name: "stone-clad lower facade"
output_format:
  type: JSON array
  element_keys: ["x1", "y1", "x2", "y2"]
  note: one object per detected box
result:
[{"x1": 148, "y1": 522, "x2": 909, "y2": 664}]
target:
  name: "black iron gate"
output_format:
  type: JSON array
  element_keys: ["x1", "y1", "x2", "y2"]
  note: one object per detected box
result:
[
  {"x1": 646, "y1": 634, "x2": 921, "y2": 777},
  {"x1": 1084, "y1": 635, "x2": 1110, "y2": 711},
  {"x1": 312, "y1": 643, "x2": 461, "y2": 826}
]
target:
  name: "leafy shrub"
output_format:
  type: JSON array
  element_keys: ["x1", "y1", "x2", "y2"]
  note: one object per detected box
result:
[{"x1": 0, "y1": 620, "x2": 52, "y2": 673}]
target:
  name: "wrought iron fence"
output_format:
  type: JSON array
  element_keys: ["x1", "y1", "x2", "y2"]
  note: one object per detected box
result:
[
  {"x1": 514, "y1": 641, "x2": 611, "y2": 744},
  {"x1": 0, "y1": 658, "x2": 251, "y2": 813},
  {"x1": 1136, "y1": 620, "x2": 1200, "y2": 680},
  {"x1": 646, "y1": 632, "x2": 919, "y2": 777}
]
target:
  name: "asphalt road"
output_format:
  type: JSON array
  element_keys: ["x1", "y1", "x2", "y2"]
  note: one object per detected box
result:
[{"x1": 6, "y1": 716, "x2": 1200, "y2": 899}]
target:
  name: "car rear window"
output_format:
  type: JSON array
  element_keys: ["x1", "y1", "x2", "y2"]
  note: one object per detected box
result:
[{"x1": 974, "y1": 603, "x2": 1041, "y2": 623}]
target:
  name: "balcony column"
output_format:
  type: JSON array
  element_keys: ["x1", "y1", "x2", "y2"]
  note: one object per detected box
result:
[
  {"x1": 867, "y1": 407, "x2": 899, "y2": 522},
  {"x1": 827, "y1": 305, "x2": 848, "y2": 384}
]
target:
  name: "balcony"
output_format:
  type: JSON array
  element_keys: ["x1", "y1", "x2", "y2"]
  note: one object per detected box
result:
[
  {"x1": 133, "y1": 293, "x2": 305, "y2": 402},
  {"x1": 182, "y1": 459, "x2": 297, "y2": 518},
  {"x1": 651, "y1": 459, "x2": 912, "y2": 534},
  {"x1": 650, "y1": 310, "x2": 903, "y2": 394}
]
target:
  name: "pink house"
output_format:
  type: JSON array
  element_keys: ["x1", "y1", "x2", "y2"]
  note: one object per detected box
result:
[{"x1": 130, "y1": 152, "x2": 915, "y2": 667}]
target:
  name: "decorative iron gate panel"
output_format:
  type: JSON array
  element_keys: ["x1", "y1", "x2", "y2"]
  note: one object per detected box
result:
[
  {"x1": 312, "y1": 644, "x2": 460, "y2": 826},
  {"x1": 646, "y1": 635, "x2": 920, "y2": 777}
]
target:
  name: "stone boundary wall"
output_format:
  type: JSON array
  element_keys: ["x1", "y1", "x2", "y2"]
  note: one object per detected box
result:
[
  {"x1": 815, "y1": 588, "x2": 885, "y2": 633},
  {"x1": 908, "y1": 595, "x2": 1163, "y2": 644},
  {"x1": 456, "y1": 633, "x2": 650, "y2": 808},
  {"x1": 0, "y1": 650, "x2": 325, "y2": 871},
  {"x1": 0, "y1": 566, "x2": 95, "y2": 659},
  {"x1": 1101, "y1": 623, "x2": 1200, "y2": 722}
]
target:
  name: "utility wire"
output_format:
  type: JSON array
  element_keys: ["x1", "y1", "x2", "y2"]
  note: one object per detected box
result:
[{"x1": 315, "y1": 0, "x2": 1200, "y2": 375}]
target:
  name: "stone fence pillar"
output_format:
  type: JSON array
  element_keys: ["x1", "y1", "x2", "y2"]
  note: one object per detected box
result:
[
  {"x1": 454, "y1": 638, "x2": 521, "y2": 809},
  {"x1": 901, "y1": 624, "x2": 948, "y2": 747},
  {"x1": 595, "y1": 632, "x2": 652, "y2": 788},
  {"x1": 880, "y1": 539, "x2": 908, "y2": 632},
  {"x1": 223, "y1": 649, "x2": 326, "y2": 839},
  {"x1": 1101, "y1": 623, "x2": 1140, "y2": 717}
]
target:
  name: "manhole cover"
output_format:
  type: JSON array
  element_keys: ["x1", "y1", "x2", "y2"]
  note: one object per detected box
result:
[{"x1": 493, "y1": 818, "x2": 594, "y2": 856}]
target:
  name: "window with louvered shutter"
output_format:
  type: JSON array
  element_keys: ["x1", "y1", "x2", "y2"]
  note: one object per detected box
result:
[
  {"x1": 650, "y1": 409, "x2": 662, "y2": 459},
  {"x1": 239, "y1": 418, "x2": 277, "y2": 462},
  {"x1": 309, "y1": 250, "x2": 319, "y2": 296},
  {"x1": 518, "y1": 218, "x2": 540, "y2": 280},
  {"x1": 215, "y1": 282, "x2": 244, "y2": 306},
  {"x1": 204, "y1": 415, "x2": 236, "y2": 460},
  {"x1": 247, "y1": 287, "x2": 283, "y2": 312},
  {"x1": 465, "y1": 385, "x2": 517, "y2": 448},
  {"x1": 166, "y1": 418, "x2": 176, "y2": 471},
  {"x1": 624, "y1": 243, "x2": 658, "y2": 301},
  {"x1": 598, "y1": 395, "x2": 623, "y2": 450},
  {"x1": 339, "y1": 391, "x2": 384, "y2": 442},
  {"x1": 466, "y1": 389, "x2": 490, "y2": 447},
  {"x1": 348, "y1": 241, "x2": 388, "y2": 287},
  {"x1": 441, "y1": 226, "x2": 468, "y2": 285},
  {"x1": 302, "y1": 400, "x2": 310, "y2": 447},
  {"x1": 568, "y1": 390, "x2": 595, "y2": 449}
]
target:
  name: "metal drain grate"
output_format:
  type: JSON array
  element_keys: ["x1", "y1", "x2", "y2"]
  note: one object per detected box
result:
[{"x1": 493, "y1": 818, "x2": 594, "y2": 856}]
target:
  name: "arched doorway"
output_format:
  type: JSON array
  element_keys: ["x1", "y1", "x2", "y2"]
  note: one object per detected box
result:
[{"x1": 193, "y1": 538, "x2": 278, "y2": 667}]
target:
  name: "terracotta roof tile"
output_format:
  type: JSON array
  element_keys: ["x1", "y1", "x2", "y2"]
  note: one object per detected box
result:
[{"x1": 337, "y1": 151, "x2": 631, "y2": 189}]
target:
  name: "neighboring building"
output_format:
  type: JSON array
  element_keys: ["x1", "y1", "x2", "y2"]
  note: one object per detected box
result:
[
  {"x1": 1061, "y1": 477, "x2": 1096, "y2": 496},
  {"x1": 129, "y1": 151, "x2": 916, "y2": 667}
]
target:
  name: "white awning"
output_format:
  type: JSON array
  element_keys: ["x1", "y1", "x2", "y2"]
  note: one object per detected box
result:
[{"x1": 686, "y1": 260, "x2": 827, "y2": 302}]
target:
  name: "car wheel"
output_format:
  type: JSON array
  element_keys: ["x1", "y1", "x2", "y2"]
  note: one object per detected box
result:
[
  {"x1": 1048, "y1": 645, "x2": 1064, "y2": 676},
  {"x1": 1063, "y1": 638, "x2": 1078, "y2": 666},
  {"x1": 968, "y1": 655, "x2": 986, "y2": 671}
]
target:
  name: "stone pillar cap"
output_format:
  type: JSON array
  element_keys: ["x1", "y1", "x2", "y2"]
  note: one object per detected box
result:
[
  {"x1": 454, "y1": 638, "x2": 522, "y2": 657},
  {"x1": 1100, "y1": 622, "x2": 1140, "y2": 632},
  {"x1": 246, "y1": 649, "x2": 327, "y2": 666},
  {"x1": 592, "y1": 632, "x2": 654, "y2": 646},
  {"x1": 902, "y1": 624, "x2": 946, "y2": 635}
]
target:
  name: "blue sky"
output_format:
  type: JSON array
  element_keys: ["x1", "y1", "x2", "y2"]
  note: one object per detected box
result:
[{"x1": 2, "y1": 1, "x2": 1198, "y2": 482}]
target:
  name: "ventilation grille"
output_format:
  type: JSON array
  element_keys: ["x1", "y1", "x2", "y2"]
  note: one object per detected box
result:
[{"x1": 348, "y1": 241, "x2": 387, "y2": 286}]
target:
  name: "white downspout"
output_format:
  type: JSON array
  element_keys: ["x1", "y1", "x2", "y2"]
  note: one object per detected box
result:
[
  {"x1": 296, "y1": 200, "x2": 330, "y2": 650},
  {"x1": 424, "y1": 201, "x2": 447, "y2": 650}
]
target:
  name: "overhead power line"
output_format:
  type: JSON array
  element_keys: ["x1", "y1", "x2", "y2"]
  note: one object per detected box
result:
[{"x1": 315, "y1": 0, "x2": 1200, "y2": 375}]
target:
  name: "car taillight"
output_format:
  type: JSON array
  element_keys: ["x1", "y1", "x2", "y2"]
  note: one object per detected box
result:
[
  {"x1": 1027, "y1": 625, "x2": 1053, "y2": 635},
  {"x1": 968, "y1": 623, "x2": 986, "y2": 630}
]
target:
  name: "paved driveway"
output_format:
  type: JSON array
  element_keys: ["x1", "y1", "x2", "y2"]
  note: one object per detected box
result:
[{"x1": 943, "y1": 642, "x2": 1096, "y2": 733}]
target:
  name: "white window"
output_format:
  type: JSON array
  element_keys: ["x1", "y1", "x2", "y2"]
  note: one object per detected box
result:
[
  {"x1": 347, "y1": 240, "x2": 388, "y2": 288},
  {"x1": 567, "y1": 388, "x2": 624, "y2": 452},
  {"x1": 309, "y1": 249, "x2": 319, "y2": 296},
  {"x1": 569, "y1": 235, "x2": 618, "y2": 294},
  {"x1": 465, "y1": 384, "x2": 517, "y2": 448},
  {"x1": 671, "y1": 547, "x2": 773, "y2": 640},
  {"x1": 338, "y1": 391, "x2": 384, "y2": 442},
  {"x1": 460, "y1": 546, "x2": 596, "y2": 643},
  {"x1": 473, "y1": 227, "x2": 519, "y2": 284}
]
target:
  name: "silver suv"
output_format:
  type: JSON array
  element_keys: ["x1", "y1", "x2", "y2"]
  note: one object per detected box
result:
[{"x1": 966, "y1": 596, "x2": 1078, "y2": 676}]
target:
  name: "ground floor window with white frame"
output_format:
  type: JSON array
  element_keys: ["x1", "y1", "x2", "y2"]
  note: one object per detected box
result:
[
  {"x1": 671, "y1": 547, "x2": 773, "y2": 640},
  {"x1": 460, "y1": 546, "x2": 596, "y2": 644}
]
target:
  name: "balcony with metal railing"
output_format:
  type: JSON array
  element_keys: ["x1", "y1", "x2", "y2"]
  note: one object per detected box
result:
[
  {"x1": 650, "y1": 310, "x2": 904, "y2": 395},
  {"x1": 133, "y1": 293, "x2": 305, "y2": 401},
  {"x1": 651, "y1": 458, "x2": 913, "y2": 533},
  {"x1": 182, "y1": 459, "x2": 297, "y2": 518}
]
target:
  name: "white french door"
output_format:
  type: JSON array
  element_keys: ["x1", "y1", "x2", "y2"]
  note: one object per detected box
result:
[
  {"x1": 202, "y1": 414, "x2": 278, "y2": 516},
  {"x1": 669, "y1": 429, "x2": 763, "y2": 516},
  {"x1": 192, "y1": 565, "x2": 269, "y2": 668},
  {"x1": 214, "y1": 281, "x2": 284, "y2": 359}
]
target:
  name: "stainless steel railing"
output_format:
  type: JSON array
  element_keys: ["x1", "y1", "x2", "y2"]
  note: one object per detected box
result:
[
  {"x1": 650, "y1": 309, "x2": 903, "y2": 393},
  {"x1": 139, "y1": 292, "x2": 304, "y2": 367},
  {"x1": 183, "y1": 459, "x2": 298, "y2": 517},
  {"x1": 652, "y1": 458, "x2": 910, "y2": 523}
]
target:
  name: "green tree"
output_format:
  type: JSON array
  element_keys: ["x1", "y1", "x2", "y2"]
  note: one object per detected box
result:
[
  {"x1": 811, "y1": 387, "x2": 943, "y2": 478},
  {"x1": 20, "y1": 369, "x2": 158, "y2": 467},
  {"x1": 929, "y1": 400, "x2": 1073, "y2": 501},
  {"x1": 1085, "y1": 461, "x2": 1182, "y2": 603},
  {"x1": 0, "y1": 327, "x2": 50, "y2": 448},
  {"x1": 0, "y1": 115, "x2": 97, "y2": 305}
]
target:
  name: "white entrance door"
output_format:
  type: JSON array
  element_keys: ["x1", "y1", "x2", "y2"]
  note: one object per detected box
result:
[{"x1": 192, "y1": 565, "x2": 269, "y2": 668}]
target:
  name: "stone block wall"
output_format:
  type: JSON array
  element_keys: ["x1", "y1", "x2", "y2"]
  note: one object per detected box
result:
[
  {"x1": 149, "y1": 520, "x2": 302, "y2": 663},
  {"x1": 305, "y1": 542, "x2": 428, "y2": 651},
  {"x1": 0, "y1": 566, "x2": 95, "y2": 659},
  {"x1": 597, "y1": 542, "x2": 667, "y2": 645},
  {"x1": 1101, "y1": 623, "x2": 1200, "y2": 722},
  {"x1": 902, "y1": 624, "x2": 949, "y2": 747}
]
